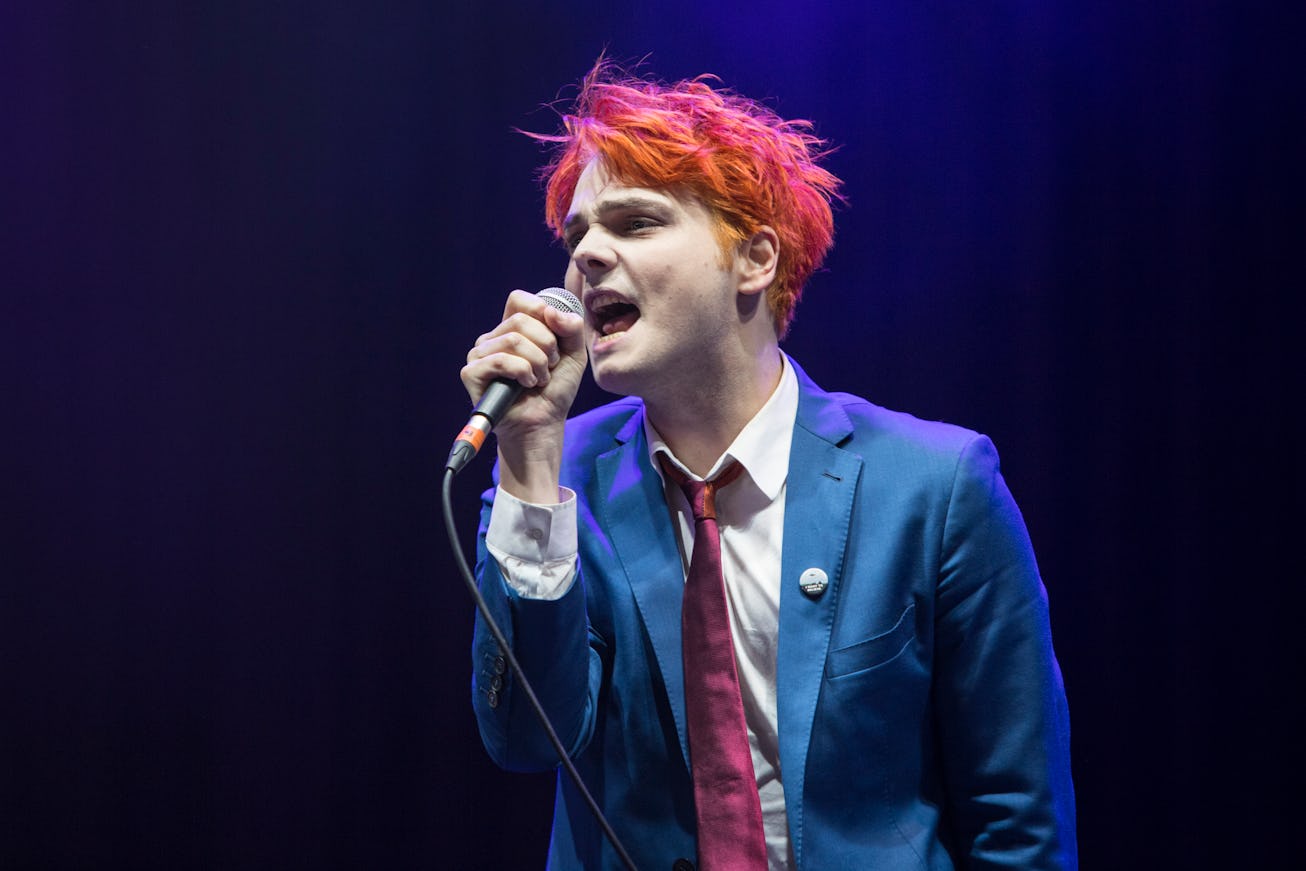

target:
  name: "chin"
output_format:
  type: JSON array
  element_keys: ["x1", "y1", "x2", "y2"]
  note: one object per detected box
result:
[
  {"x1": 589, "y1": 358, "x2": 645, "y2": 398},
  {"x1": 591, "y1": 368, "x2": 634, "y2": 397}
]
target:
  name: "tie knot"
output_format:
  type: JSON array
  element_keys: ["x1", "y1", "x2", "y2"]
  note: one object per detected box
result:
[{"x1": 657, "y1": 454, "x2": 744, "y2": 522}]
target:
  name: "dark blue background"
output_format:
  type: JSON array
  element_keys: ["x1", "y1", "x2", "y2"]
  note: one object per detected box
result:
[{"x1": 3, "y1": 2, "x2": 1301, "y2": 868}]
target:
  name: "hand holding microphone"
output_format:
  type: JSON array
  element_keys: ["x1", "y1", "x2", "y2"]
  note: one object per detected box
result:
[{"x1": 448, "y1": 288, "x2": 586, "y2": 478}]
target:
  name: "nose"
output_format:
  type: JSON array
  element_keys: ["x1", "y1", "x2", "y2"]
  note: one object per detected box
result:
[{"x1": 570, "y1": 228, "x2": 615, "y2": 283}]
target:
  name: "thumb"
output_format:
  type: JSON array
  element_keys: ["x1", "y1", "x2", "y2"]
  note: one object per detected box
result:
[{"x1": 543, "y1": 306, "x2": 587, "y2": 357}]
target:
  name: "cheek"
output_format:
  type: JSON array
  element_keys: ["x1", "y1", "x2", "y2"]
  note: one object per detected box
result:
[{"x1": 563, "y1": 261, "x2": 582, "y2": 290}]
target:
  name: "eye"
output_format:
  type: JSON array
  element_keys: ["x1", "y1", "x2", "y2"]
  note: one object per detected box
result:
[
  {"x1": 563, "y1": 229, "x2": 585, "y2": 252},
  {"x1": 626, "y1": 216, "x2": 657, "y2": 233}
]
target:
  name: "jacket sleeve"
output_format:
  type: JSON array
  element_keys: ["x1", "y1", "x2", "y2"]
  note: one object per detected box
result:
[
  {"x1": 470, "y1": 483, "x2": 605, "y2": 773},
  {"x1": 932, "y1": 435, "x2": 1078, "y2": 869}
]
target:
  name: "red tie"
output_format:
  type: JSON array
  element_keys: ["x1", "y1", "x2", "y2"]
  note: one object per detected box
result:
[{"x1": 658, "y1": 454, "x2": 768, "y2": 871}]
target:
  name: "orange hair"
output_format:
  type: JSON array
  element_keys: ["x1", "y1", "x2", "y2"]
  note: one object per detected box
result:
[{"x1": 529, "y1": 63, "x2": 843, "y2": 337}]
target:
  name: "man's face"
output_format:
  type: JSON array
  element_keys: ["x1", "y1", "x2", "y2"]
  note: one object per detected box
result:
[{"x1": 563, "y1": 159, "x2": 743, "y2": 400}]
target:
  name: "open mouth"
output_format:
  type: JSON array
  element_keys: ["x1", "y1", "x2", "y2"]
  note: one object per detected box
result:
[{"x1": 587, "y1": 292, "x2": 640, "y2": 339}]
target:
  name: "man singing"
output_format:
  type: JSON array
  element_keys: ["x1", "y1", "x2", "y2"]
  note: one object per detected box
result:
[{"x1": 460, "y1": 63, "x2": 1077, "y2": 870}]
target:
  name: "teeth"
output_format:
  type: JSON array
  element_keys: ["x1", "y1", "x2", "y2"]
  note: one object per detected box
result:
[{"x1": 585, "y1": 292, "x2": 628, "y2": 315}]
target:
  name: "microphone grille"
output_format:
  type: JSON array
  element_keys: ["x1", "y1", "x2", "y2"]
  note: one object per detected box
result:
[{"x1": 537, "y1": 287, "x2": 583, "y2": 316}]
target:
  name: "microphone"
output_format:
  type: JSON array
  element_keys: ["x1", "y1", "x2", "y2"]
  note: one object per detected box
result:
[{"x1": 445, "y1": 287, "x2": 583, "y2": 474}]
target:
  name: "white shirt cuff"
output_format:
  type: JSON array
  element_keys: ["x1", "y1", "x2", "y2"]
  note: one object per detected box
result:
[{"x1": 485, "y1": 485, "x2": 579, "y2": 600}]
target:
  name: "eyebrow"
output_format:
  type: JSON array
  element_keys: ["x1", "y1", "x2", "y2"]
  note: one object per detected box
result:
[{"x1": 563, "y1": 194, "x2": 673, "y2": 232}]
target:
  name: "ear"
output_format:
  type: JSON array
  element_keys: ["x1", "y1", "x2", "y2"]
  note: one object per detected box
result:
[{"x1": 736, "y1": 226, "x2": 779, "y2": 296}]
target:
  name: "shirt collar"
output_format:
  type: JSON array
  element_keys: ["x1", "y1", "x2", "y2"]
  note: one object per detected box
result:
[{"x1": 644, "y1": 352, "x2": 798, "y2": 501}]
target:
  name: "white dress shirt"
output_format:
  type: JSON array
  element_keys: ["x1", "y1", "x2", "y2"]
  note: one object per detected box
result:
[{"x1": 485, "y1": 356, "x2": 799, "y2": 870}]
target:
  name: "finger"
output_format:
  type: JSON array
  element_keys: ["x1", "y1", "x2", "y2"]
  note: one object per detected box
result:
[
  {"x1": 466, "y1": 331, "x2": 553, "y2": 387},
  {"x1": 471, "y1": 321, "x2": 558, "y2": 381},
  {"x1": 540, "y1": 303, "x2": 585, "y2": 337},
  {"x1": 538, "y1": 305, "x2": 587, "y2": 357},
  {"x1": 477, "y1": 309, "x2": 565, "y2": 364},
  {"x1": 460, "y1": 350, "x2": 540, "y2": 398},
  {"x1": 501, "y1": 288, "x2": 556, "y2": 321}
]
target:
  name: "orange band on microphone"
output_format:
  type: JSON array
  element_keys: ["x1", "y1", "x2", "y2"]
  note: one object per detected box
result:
[{"x1": 456, "y1": 424, "x2": 487, "y2": 451}]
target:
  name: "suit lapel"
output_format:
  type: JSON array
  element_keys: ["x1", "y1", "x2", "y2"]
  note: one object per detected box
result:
[
  {"x1": 594, "y1": 411, "x2": 692, "y2": 768},
  {"x1": 776, "y1": 362, "x2": 862, "y2": 861}
]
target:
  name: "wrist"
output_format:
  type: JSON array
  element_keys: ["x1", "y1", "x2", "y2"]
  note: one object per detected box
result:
[{"x1": 496, "y1": 425, "x2": 566, "y2": 504}]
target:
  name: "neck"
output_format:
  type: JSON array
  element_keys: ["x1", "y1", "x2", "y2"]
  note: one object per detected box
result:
[{"x1": 645, "y1": 346, "x2": 783, "y2": 477}]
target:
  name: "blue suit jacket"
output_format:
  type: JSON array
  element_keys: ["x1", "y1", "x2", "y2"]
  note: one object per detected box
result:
[{"x1": 472, "y1": 360, "x2": 1077, "y2": 870}]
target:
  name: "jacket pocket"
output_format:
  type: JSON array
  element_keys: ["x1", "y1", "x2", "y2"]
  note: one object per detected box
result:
[{"x1": 826, "y1": 602, "x2": 917, "y2": 679}]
